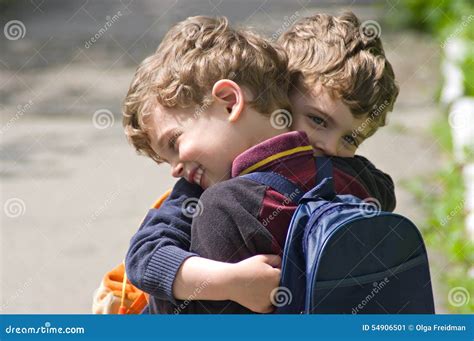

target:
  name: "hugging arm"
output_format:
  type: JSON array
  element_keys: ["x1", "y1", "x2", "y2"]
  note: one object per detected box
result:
[
  {"x1": 125, "y1": 178, "x2": 280, "y2": 312},
  {"x1": 125, "y1": 178, "x2": 203, "y2": 304},
  {"x1": 188, "y1": 179, "x2": 279, "y2": 313}
]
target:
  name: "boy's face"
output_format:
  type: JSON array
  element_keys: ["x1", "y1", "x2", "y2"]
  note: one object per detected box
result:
[
  {"x1": 146, "y1": 102, "x2": 249, "y2": 189},
  {"x1": 290, "y1": 83, "x2": 371, "y2": 157}
]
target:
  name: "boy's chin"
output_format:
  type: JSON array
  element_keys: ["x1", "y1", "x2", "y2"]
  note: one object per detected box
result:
[{"x1": 202, "y1": 174, "x2": 231, "y2": 190}]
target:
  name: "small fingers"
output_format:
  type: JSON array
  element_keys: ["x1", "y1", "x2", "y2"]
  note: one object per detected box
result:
[{"x1": 259, "y1": 254, "x2": 282, "y2": 268}]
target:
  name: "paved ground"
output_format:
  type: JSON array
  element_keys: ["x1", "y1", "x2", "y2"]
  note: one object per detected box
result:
[{"x1": 1, "y1": 0, "x2": 446, "y2": 313}]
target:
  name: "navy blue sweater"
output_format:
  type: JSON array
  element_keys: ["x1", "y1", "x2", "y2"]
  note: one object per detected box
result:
[
  {"x1": 125, "y1": 155, "x2": 395, "y2": 313},
  {"x1": 125, "y1": 178, "x2": 203, "y2": 307}
]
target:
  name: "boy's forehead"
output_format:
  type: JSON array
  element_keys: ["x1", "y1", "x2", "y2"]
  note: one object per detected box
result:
[{"x1": 292, "y1": 84, "x2": 348, "y2": 121}]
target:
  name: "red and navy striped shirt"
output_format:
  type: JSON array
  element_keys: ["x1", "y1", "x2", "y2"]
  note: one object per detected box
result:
[{"x1": 187, "y1": 131, "x2": 395, "y2": 313}]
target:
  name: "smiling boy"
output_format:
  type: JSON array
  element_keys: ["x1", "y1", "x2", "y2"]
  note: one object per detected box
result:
[{"x1": 123, "y1": 13, "x2": 398, "y2": 314}]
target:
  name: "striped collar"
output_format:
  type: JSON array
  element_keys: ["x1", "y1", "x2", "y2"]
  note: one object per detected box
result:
[{"x1": 232, "y1": 131, "x2": 314, "y2": 177}]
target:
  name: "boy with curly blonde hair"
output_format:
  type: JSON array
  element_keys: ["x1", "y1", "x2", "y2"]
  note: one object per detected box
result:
[{"x1": 122, "y1": 12, "x2": 398, "y2": 314}]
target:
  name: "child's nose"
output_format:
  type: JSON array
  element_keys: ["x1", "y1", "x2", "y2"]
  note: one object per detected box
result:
[
  {"x1": 319, "y1": 140, "x2": 338, "y2": 156},
  {"x1": 171, "y1": 162, "x2": 184, "y2": 178},
  {"x1": 323, "y1": 143, "x2": 338, "y2": 156}
]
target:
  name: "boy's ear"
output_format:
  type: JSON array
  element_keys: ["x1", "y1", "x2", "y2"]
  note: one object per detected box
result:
[{"x1": 211, "y1": 79, "x2": 244, "y2": 122}]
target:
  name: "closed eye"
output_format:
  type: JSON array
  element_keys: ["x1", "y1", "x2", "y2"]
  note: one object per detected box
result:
[{"x1": 168, "y1": 130, "x2": 182, "y2": 150}]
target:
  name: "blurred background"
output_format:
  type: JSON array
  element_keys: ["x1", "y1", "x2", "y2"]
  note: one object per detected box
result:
[{"x1": 1, "y1": 0, "x2": 472, "y2": 313}]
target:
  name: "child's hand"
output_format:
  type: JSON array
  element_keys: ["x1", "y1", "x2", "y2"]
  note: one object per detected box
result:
[{"x1": 229, "y1": 254, "x2": 281, "y2": 313}]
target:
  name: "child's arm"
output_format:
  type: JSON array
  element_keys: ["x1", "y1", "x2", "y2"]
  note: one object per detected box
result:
[
  {"x1": 173, "y1": 254, "x2": 281, "y2": 313},
  {"x1": 125, "y1": 178, "x2": 280, "y2": 313},
  {"x1": 125, "y1": 178, "x2": 203, "y2": 304}
]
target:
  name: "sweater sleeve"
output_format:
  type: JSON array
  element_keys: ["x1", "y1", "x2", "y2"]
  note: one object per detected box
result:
[
  {"x1": 125, "y1": 178, "x2": 203, "y2": 304},
  {"x1": 332, "y1": 155, "x2": 396, "y2": 212}
]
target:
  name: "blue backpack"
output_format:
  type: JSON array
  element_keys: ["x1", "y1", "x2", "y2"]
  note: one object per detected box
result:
[{"x1": 242, "y1": 157, "x2": 435, "y2": 314}]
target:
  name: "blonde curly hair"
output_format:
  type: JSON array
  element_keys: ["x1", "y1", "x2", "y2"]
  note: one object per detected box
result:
[
  {"x1": 123, "y1": 16, "x2": 291, "y2": 163},
  {"x1": 279, "y1": 12, "x2": 399, "y2": 137}
]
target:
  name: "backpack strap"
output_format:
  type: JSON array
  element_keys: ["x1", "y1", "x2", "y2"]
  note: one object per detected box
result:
[
  {"x1": 310, "y1": 156, "x2": 337, "y2": 201},
  {"x1": 291, "y1": 157, "x2": 337, "y2": 203},
  {"x1": 241, "y1": 172, "x2": 304, "y2": 204},
  {"x1": 315, "y1": 156, "x2": 333, "y2": 185}
]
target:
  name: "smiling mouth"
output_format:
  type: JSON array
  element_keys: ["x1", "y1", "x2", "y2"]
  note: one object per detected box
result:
[{"x1": 188, "y1": 166, "x2": 204, "y2": 187}]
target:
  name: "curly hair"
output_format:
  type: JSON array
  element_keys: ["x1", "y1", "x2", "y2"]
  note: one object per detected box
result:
[
  {"x1": 278, "y1": 12, "x2": 399, "y2": 137},
  {"x1": 123, "y1": 16, "x2": 291, "y2": 163}
]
